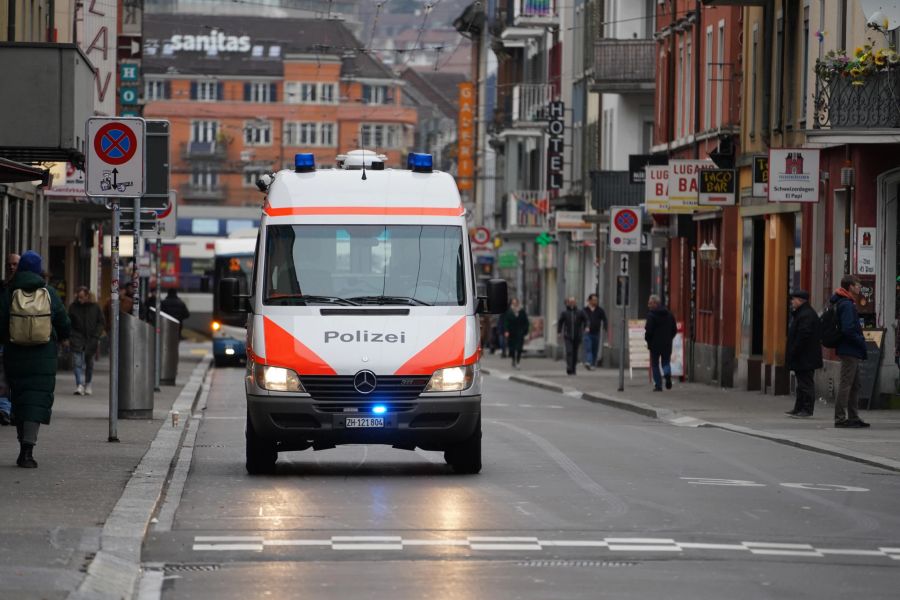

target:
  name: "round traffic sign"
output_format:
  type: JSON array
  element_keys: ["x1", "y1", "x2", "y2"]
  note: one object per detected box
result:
[
  {"x1": 472, "y1": 227, "x2": 490, "y2": 245},
  {"x1": 94, "y1": 122, "x2": 138, "y2": 166},
  {"x1": 614, "y1": 209, "x2": 639, "y2": 234}
]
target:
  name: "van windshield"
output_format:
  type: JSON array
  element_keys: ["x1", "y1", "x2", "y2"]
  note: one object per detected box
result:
[{"x1": 263, "y1": 224, "x2": 466, "y2": 306}]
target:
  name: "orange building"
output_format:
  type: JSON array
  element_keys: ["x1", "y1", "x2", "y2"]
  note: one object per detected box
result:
[{"x1": 142, "y1": 14, "x2": 417, "y2": 206}]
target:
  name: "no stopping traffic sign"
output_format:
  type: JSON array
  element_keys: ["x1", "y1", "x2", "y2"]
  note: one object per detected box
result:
[
  {"x1": 86, "y1": 117, "x2": 146, "y2": 197},
  {"x1": 610, "y1": 206, "x2": 642, "y2": 252}
]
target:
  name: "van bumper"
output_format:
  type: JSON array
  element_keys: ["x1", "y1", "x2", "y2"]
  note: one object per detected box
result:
[{"x1": 247, "y1": 394, "x2": 480, "y2": 451}]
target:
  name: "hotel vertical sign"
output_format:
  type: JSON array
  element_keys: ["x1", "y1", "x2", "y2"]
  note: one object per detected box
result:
[
  {"x1": 457, "y1": 82, "x2": 476, "y2": 192},
  {"x1": 547, "y1": 100, "x2": 565, "y2": 191}
]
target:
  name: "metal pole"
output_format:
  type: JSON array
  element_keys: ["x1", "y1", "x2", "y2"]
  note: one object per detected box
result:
[
  {"x1": 132, "y1": 195, "x2": 141, "y2": 318},
  {"x1": 154, "y1": 236, "x2": 162, "y2": 391},
  {"x1": 618, "y1": 282, "x2": 626, "y2": 392},
  {"x1": 109, "y1": 199, "x2": 120, "y2": 443}
]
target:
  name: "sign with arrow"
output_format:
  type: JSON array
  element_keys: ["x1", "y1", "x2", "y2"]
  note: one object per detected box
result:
[{"x1": 86, "y1": 117, "x2": 145, "y2": 198}]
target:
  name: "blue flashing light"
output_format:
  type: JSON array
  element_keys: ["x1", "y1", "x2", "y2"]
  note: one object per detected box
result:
[
  {"x1": 407, "y1": 153, "x2": 433, "y2": 173},
  {"x1": 372, "y1": 404, "x2": 387, "y2": 415},
  {"x1": 294, "y1": 153, "x2": 315, "y2": 173}
]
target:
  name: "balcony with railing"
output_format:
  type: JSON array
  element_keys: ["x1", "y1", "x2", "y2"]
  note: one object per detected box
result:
[
  {"x1": 495, "y1": 0, "x2": 557, "y2": 45},
  {"x1": 511, "y1": 83, "x2": 555, "y2": 126},
  {"x1": 181, "y1": 141, "x2": 227, "y2": 161},
  {"x1": 505, "y1": 190, "x2": 551, "y2": 232},
  {"x1": 813, "y1": 70, "x2": 900, "y2": 130},
  {"x1": 592, "y1": 39, "x2": 656, "y2": 93},
  {"x1": 180, "y1": 182, "x2": 228, "y2": 202}
]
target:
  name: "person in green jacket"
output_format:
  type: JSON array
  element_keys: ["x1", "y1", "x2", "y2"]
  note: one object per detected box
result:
[{"x1": 0, "y1": 251, "x2": 71, "y2": 468}]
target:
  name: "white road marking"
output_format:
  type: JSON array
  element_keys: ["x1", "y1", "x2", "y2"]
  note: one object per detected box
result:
[
  {"x1": 563, "y1": 391, "x2": 583, "y2": 399},
  {"x1": 518, "y1": 404, "x2": 533, "y2": 408},
  {"x1": 188, "y1": 535, "x2": 900, "y2": 561},
  {"x1": 780, "y1": 483, "x2": 869, "y2": 492},
  {"x1": 681, "y1": 477, "x2": 767, "y2": 487}
]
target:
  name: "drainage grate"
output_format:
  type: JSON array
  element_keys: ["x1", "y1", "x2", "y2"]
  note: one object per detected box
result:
[
  {"x1": 165, "y1": 564, "x2": 222, "y2": 573},
  {"x1": 191, "y1": 444, "x2": 228, "y2": 449},
  {"x1": 517, "y1": 560, "x2": 638, "y2": 568}
]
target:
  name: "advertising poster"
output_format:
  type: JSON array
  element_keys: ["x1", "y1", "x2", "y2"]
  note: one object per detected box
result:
[
  {"x1": 645, "y1": 165, "x2": 669, "y2": 213},
  {"x1": 768, "y1": 148, "x2": 820, "y2": 203},
  {"x1": 668, "y1": 160, "x2": 716, "y2": 213}
]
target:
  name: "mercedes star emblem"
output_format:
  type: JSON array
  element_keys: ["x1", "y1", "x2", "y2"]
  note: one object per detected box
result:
[{"x1": 353, "y1": 370, "x2": 377, "y2": 395}]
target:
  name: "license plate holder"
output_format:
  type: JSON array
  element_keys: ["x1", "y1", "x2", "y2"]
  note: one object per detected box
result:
[{"x1": 345, "y1": 417, "x2": 385, "y2": 428}]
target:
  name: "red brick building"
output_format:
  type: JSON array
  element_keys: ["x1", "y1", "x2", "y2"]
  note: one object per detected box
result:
[{"x1": 142, "y1": 14, "x2": 417, "y2": 207}]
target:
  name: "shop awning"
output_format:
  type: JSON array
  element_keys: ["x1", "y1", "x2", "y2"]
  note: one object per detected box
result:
[{"x1": 0, "y1": 157, "x2": 49, "y2": 185}]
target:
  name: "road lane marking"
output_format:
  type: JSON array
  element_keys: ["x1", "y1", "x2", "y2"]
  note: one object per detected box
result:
[
  {"x1": 187, "y1": 535, "x2": 900, "y2": 561},
  {"x1": 681, "y1": 477, "x2": 767, "y2": 487},
  {"x1": 780, "y1": 483, "x2": 869, "y2": 492}
]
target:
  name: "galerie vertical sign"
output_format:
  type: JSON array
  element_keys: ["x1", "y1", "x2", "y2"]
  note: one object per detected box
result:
[
  {"x1": 457, "y1": 82, "x2": 475, "y2": 192},
  {"x1": 547, "y1": 100, "x2": 565, "y2": 191}
]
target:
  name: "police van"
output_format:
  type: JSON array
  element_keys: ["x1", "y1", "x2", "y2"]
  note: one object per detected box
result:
[{"x1": 219, "y1": 150, "x2": 507, "y2": 474}]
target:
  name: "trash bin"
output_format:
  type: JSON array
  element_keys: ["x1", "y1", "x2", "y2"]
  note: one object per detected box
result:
[
  {"x1": 118, "y1": 312, "x2": 155, "y2": 419},
  {"x1": 159, "y1": 310, "x2": 180, "y2": 385}
]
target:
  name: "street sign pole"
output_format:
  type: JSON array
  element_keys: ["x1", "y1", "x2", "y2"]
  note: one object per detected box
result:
[
  {"x1": 154, "y1": 236, "x2": 162, "y2": 391},
  {"x1": 617, "y1": 255, "x2": 630, "y2": 392},
  {"x1": 109, "y1": 200, "x2": 121, "y2": 443}
]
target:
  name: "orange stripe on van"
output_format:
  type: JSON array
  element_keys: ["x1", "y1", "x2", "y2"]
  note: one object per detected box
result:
[
  {"x1": 262, "y1": 317, "x2": 336, "y2": 376},
  {"x1": 265, "y1": 206, "x2": 465, "y2": 217},
  {"x1": 394, "y1": 317, "x2": 466, "y2": 376}
]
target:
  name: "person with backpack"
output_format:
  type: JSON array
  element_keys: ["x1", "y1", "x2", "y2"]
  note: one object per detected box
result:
[
  {"x1": 0, "y1": 251, "x2": 71, "y2": 468},
  {"x1": 826, "y1": 275, "x2": 870, "y2": 428},
  {"x1": 785, "y1": 290, "x2": 822, "y2": 418}
]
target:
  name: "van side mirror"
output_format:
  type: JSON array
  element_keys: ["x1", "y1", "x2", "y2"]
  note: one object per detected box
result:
[
  {"x1": 484, "y1": 279, "x2": 508, "y2": 315},
  {"x1": 218, "y1": 278, "x2": 248, "y2": 314}
]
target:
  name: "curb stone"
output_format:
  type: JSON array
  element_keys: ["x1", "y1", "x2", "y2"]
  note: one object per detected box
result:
[
  {"x1": 484, "y1": 367, "x2": 900, "y2": 474},
  {"x1": 68, "y1": 355, "x2": 213, "y2": 600}
]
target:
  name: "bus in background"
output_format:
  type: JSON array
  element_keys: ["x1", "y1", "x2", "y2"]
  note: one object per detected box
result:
[{"x1": 212, "y1": 237, "x2": 256, "y2": 366}]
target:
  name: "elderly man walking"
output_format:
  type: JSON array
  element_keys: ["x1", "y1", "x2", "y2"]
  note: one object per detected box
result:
[
  {"x1": 558, "y1": 297, "x2": 587, "y2": 375},
  {"x1": 785, "y1": 290, "x2": 822, "y2": 418},
  {"x1": 0, "y1": 251, "x2": 71, "y2": 468},
  {"x1": 645, "y1": 295, "x2": 677, "y2": 392}
]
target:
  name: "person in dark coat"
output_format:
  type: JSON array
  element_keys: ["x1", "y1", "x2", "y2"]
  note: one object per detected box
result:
[
  {"x1": 0, "y1": 253, "x2": 18, "y2": 426},
  {"x1": 503, "y1": 298, "x2": 529, "y2": 369},
  {"x1": 830, "y1": 275, "x2": 870, "y2": 428},
  {"x1": 68, "y1": 286, "x2": 105, "y2": 396},
  {"x1": 583, "y1": 293, "x2": 607, "y2": 369},
  {"x1": 785, "y1": 290, "x2": 822, "y2": 417},
  {"x1": 558, "y1": 296, "x2": 587, "y2": 375},
  {"x1": 161, "y1": 288, "x2": 190, "y2": 337},
  {"x1": 645, "y1": 294, "x2": 677, "y2": 391},
  {"x1": 0, "y1": 251, "x2": 71, "y2": 468}
]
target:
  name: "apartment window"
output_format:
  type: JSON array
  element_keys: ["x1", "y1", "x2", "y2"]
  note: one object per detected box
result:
[
  {"x1": 320, "y1": 123, "x2": 336, "y2": 146},
  {"x1": 191, "y1": 169, "x2": 218, "y2": 190},
  {"x1": 801, "y1": 6, "x2": 810, "y2": 127},
  {"x1": 359, "y1": 124, "x2": 401, "y2": 149},
  {"x1": 284, "y1": 122, "x2": 337, "y2": 147},
  {"x1": 686, "y1": 38, "x2": 693, "y2": 138},
  {"x1": 191, "y1": 120, "x2": 218, "y2": 143},
  {"x1": 658, "y1": 49, "x2": 666, "y2": 138},
  {"x1": 362, "y1": 85, "x2": 391, "y2": 105},
  {"x1": 243, "y1": 170, "x2": 265, "y2": 188},
  {"x1": 717, "y1": 21, "x2": 725, "y2": 128},
  {"x1": 244, "y1": 120, "x2": 272, "y2": 146},
  {"x1": 191, "y1": 80, "x2": 221, "y2": 101},
  {"x1": 751, "y1": 24, "x2": 758, "y2": 137},
  {"x1": 284, "y1": 82, "x2": 336, "y2": 104},
  {"x1": 705, "y1": 27, "x2": 713, "y2": 131},
  {"x1": 775, "y1": 15, "x2": 784, "y2": 131},
  {"x1": 321, "y1": 83, "x2": 336, "y2": 103},
  {"x1": 677, "y1": 40, "x2": 684, "y2": 138},
  {"x1": 145, "y1": 80, "x2": 170, "y2": 101},
  {"x1": 245, "y1": 82, "x2": 277, "y2": 103}
]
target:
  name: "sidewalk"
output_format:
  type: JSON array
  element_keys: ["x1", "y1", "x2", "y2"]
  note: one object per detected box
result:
[
  {"x1": 0, "y1": 342, "x2": 211, "y2": 600},
  {"x1": 481, "y1": 352, "x2": 900, "y2": 472}
]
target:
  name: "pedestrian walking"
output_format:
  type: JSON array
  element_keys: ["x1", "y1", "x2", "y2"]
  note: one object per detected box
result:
[
  {"x1": 785, "y1": 290, "x2": 822, "y2": 418},
  {"x1": 503, "y1": 298, "x2": 529, "y2": 369},
  {"x1": 645, "y1": 294, "x2": 677, "y2": 391},
  {"x1": 0, "y1": 251, "x2": 71, "y2": 468},
  {"x1": 161, "y1": 288, "x2": 190, "y2": 337},
  {"x1": 583, "y1": 293, "x2": 607, "y2": 370},
  {"x1": 558, "y1": 296, "x2": 587, "y2": 375},
  {"x1": 104, "y1": 282, "x2": 135, "y2": 330},
  {"x1": 68, "y1": 286, "x2": 104, "y2": 396},
  {"x1": 830, "y1": 275, "x2": 870, "y2": 428},
  {"x1": 0, "y1": 253, "x2": 19, "y2": 426}
]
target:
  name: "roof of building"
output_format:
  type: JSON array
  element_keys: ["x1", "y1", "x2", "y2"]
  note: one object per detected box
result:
[
  {"x1": 400, "y1": 69, "x2": 467, "y2": 118},
  {"x1": 143, "y1": 13, "x2": 394, "y2": 80}
]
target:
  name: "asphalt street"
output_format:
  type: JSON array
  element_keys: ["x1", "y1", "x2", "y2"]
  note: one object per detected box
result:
[{"x1": 140, "y1": 367, "x2": 900, "y2": 599}]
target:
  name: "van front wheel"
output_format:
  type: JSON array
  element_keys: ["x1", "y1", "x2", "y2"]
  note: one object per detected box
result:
[
  {"x1": 444, "y1": 418, "x2": 482, "y2": 474},
  {"x1": 246, "y1": 409, "x2": 277, "y2": 475}
]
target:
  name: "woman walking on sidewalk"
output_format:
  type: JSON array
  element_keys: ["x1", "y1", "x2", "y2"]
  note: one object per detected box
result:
[
  {"x1": 504, "y1": 298, "x2": 529, "y2": 369},
  {"x1": 68, "y1": 286, "x2": 104, "y2": 396},
  {"x1": 0, "y1": 251, "x2": 71, "y2": 468}
]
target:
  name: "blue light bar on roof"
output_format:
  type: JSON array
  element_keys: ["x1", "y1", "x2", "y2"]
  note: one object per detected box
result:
[
  {"x1": 407, "y1": 153, "x2": 433, "y2": 173},
  {"x1": 294, "y1": 153, "x2": 315, "y2": 173}
]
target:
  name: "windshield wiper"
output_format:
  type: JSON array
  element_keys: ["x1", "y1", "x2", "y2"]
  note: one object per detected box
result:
[
  {"x1": 264, "y1": 294, "x2": 359, "y2": 306},
  {"x1": 347, "y1": 295, "x2": 432, "y2": 306}
]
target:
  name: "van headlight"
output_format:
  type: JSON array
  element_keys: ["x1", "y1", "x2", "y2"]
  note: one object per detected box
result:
[
  {"x1": 254, "y1": 363, "x2": 305, "y2": 392},
  {"x1": 424, "y1": 365, "x2": 475, "y2": 392}
]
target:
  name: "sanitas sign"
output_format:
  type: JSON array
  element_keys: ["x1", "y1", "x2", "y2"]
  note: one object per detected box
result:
[{"x1": 168, "y1": 31, "x2": 251, "y2": 53}]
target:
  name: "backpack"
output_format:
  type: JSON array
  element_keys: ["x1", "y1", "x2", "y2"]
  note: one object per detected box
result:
[
  {"x1": 9, "y1": 287, "x2": 53, "y2": 346},
  {"x1": 820, "y1": 301, "x2": 843, "y2": 349}
]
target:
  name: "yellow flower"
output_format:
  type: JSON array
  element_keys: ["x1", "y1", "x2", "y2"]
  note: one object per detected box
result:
[
  {"x1": 850, "y1": 66, "x2": 861, "y2": 77},
  {"x1": 854, "y1": 46, "x2": 865, "y2": 57},
  {"x1": 875, "y1": 55, "x2": 886, "y2": 66},
  {"x1": 852, "y1": 80, "x2": 866, "y2": 86}
]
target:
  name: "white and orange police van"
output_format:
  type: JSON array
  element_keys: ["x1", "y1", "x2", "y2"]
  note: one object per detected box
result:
[{"x1": 219, "y1": 150, "x2": 508, "y2": 474}]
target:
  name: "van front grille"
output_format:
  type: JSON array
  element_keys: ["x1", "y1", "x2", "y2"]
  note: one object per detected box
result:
[{"x1": 300, "y1": 375, "x2": 430, "y2": 402}]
